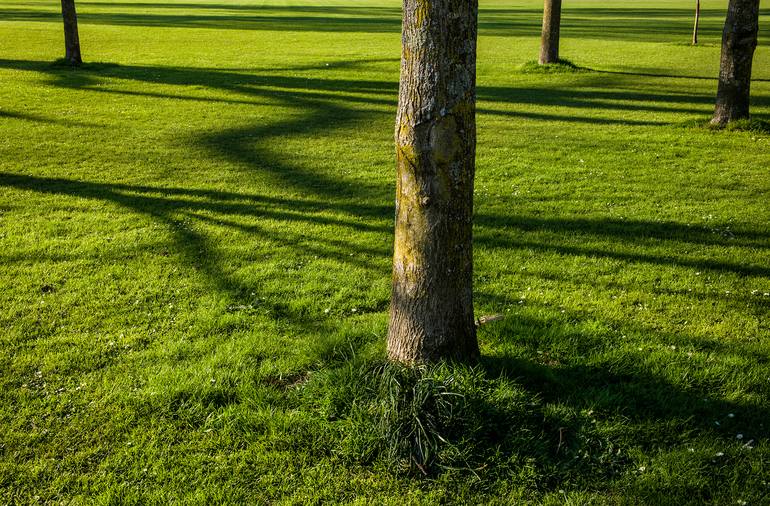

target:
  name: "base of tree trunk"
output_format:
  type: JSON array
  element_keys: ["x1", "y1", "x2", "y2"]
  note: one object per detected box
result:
[
  {"x1": 65, "y1": 54, "x2": 82, "y2": 67},
  {"x1": 711, "y1": 0, "x2": 759, "y2": 127},
  {"x1": 538, "y1": 0, "x2": 562, "y2": 65}
]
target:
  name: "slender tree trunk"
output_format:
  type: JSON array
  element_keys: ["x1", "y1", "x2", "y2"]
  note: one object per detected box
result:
[
  {"x1": 60, "y1": 0, "x2": 82, "y2": 66},
  {"x1": 711, "y1": 0, "x2": 760, "y2": 126},
  {"x1": 692, "y1": 0, "x2": 700, "y2": 45},
  {"x1": 387, "y1": 0, "x2": 480, "y2": 363},
  {"x1": 539, "y1": 0, "x2": 562, "y2": 64}
]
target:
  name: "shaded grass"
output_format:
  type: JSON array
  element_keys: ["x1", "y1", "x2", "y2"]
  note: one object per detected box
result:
[
  {"x1": 1, "y1": 0, "x2": 770, "y2": 503},
  {"x1": 679, "y1": 117, "x2": 770, "y2": 134}
]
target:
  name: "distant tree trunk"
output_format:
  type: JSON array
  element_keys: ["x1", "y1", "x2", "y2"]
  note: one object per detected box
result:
[
  {"x1": 711, "y1": 0, "x2": 760, "y2": 126},
  {"x1": 60, "y1": 0, "x2": 82, "y2": 66},
  {"x1": 539, "y1": 0, "x2": 562, "y2": 64},
  {"x1": 387, "y1": 0, "x2": 480, "y2": 363},
  {"x1": 692, "y1": 0, "x2": 701, "y2": 45}
]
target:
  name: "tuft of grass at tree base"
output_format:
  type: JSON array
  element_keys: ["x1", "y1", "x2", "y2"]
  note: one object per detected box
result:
[{"x1": 518, "y1": 59, "x2": 584, "y2": 73}]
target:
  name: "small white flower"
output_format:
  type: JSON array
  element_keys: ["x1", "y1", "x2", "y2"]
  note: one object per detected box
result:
[
  {"x1": 728, "y1": 413, "x2": 735, "y2": 418},
  {"x1": 715, "y1": 452, "x2": 724, "y2": 457},
  {"x1": 351, "y1": 308, "x2": 357, "y2": 312},
  {"x1": 324, "y1": 308, "x2": 330, "y2": 314},
  {"x1": 737, "y1": 434, "x2": 744, "y2": 440},
  {"x1": 638, "y1": 466, "x2": 646, "y2": 472}
]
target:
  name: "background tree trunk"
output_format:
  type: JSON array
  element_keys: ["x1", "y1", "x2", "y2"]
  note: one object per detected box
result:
[
  {"x1": 387, "y1": 0, "x2": 480, "y2": 364},
  {"x1": 539, "y1": 0, "x2": 562, "y2": 64},
  {"x1": 711, "y1": 0, "x2": 759, "y2": 126},
  {"x1": 692, "y1": 0, "x2": 700, "y2": 45},
  {"x1": 61, "y1": 0, "x2": 82, "y2": 66}
]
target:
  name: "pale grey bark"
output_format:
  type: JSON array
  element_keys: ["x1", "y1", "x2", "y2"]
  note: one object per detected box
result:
[
  {"x1": 692, "y1": 0, "x2": 701, "y2": 45},
  {"x1": 387, "y1": 0, "x2": 480, "y2": 363}
]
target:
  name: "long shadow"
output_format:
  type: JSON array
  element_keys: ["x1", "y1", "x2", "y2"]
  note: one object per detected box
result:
[
  {"x1": 0, "y1": 59, "x2": 751, "y2": 130},
  {"x1": 476, "y1": 231, "x2": 770, "y2": 279},
  {"x1": 3, "y1": 171, "x2": 767, "y2": 285},
  {"x1": 477, "y1": 290, "x2": 770, "y2": 361},
  {"x1": 3, "y1": 10, "x2": 768, "y2": 493},
  {"x1": 2, "y1": 4, "x2": 761, "y2": 41},
  {"x1": 475, "y1": 213, "x2": 769, "y2": 250},
  {"x1": 588, "y1": 67, "x2": 770, "y2": 84},
  {"x1": 479, "y1": 353, "x2": 770, "y2": 454},
  {"x1": 0, "y1": 109, "x2": 101, "y2": 127},
  {"x1": 2, "y1": 58, "x2": 767, "y2": 280}
]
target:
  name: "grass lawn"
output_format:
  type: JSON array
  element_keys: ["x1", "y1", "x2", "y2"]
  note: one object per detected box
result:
[{"x1": 1, "y1": 0, "x2": 769, "y2": 503}]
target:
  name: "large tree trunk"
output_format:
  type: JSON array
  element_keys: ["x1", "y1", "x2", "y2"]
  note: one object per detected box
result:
[
  {"x1": 60, "y1": 0, "x2": 82, "y2": 66},
  {"x1": 711, "y1": 0, "x2": 759, "y2": 126},
  {"x1": 692, "y1": 0, "x2": 700, "y2": 45},
  {"x1": 539, "y1": 0, "x2": 562, "y2": 64},
  {"x1": 387, "y1": 0, "x2": 480, "y2": 364}
]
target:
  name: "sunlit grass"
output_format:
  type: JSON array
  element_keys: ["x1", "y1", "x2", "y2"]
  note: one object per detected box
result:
[{"x1": 1, "y1": 0, "x2": 769, "y2": 503}]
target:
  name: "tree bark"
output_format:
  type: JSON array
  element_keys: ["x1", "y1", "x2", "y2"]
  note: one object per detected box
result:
[
  {"x1": 539, "y1": 0, "x2": 562, "y2": 64},
  {"x1": 387, "y1": 0, "x2": 480, "y2": 364},
  {"x1": 692, "y1": 0, "x2": 700, "y2": 45},
  {"x1": 61, "y1": 0, "x2": 82, "y2": 66},
  {"x1": 711, "y1": 0, "x2": 759, "y2": 126}
]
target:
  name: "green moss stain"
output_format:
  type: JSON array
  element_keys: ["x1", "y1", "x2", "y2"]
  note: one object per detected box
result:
[{"x1": 429, "y1": 115, "x2": 460, "y2": 167}]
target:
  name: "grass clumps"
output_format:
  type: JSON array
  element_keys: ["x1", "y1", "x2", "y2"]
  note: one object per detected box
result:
[
  {"x1": 679, "y1": 117, "x2": 770, "y2": 135},
  {"x1": 303, "y1": 358, "x2": 631, "y2": 489},
  {"x1": 519, "y1": 59, "x2": 584, "y2": 74},
  {"x1": 722, "y1": 117, "x2": 770, "y2": 134}
]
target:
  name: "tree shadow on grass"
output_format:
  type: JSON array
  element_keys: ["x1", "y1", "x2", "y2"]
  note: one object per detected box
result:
[
  {"x1": 0, "y1": 108, "x2": 101, "y2": 127},
  {"x1": 478, "y1": 351, "x2": 769, "y2": 461},
  {"x1": 1, "y1": 57, "x2": 767, "y2": 297},
  {"x1": 0, "y1": 58, "x2": 749, "y2": 134},
  {"x1": 313, "y1": 322, "x2": 768, "y2": 492},
  {"x1": 0, "y1": 3, "x2": 754, "y2": 42},
  {"x1": 3, "y1": 58, "x2": 769, "y2": 494},
  {"x1": 0, "y1": 58, "x2": 767, "y2": 298}
]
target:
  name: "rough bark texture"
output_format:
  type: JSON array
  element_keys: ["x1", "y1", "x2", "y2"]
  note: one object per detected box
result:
[
  {"x1": 387, "y1": 0, "x2": 480, "y2": 364},
  {"x1": 61, "y1": 0, "x2": 82, "y2": 66},
  {"x1": 692, "y1": 0, "x2": 700, "y2": 45},
  {"x1": 539, "y1": 0, "x2": 562, "y2": 64},
  {"x1": 711, "y1": 0, "x2": 759, "y2": 126}
]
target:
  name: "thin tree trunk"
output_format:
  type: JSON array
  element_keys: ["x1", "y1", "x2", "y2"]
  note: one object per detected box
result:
[
  {"x1": 61, "y1": 0, "x2": 82, "y2": 66},
  {"x1": 387, "y1": 0, "x2": 480, "y2": 363},
  {"x1": 692, "y1": 0, "x2": 700, "y2": 45},
  {"x1": 539, "y1": 0, "x2": 562, "y2": 64},
  {"x1": 711, "y1": 0, "x2": 760, "y2": 126}
]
